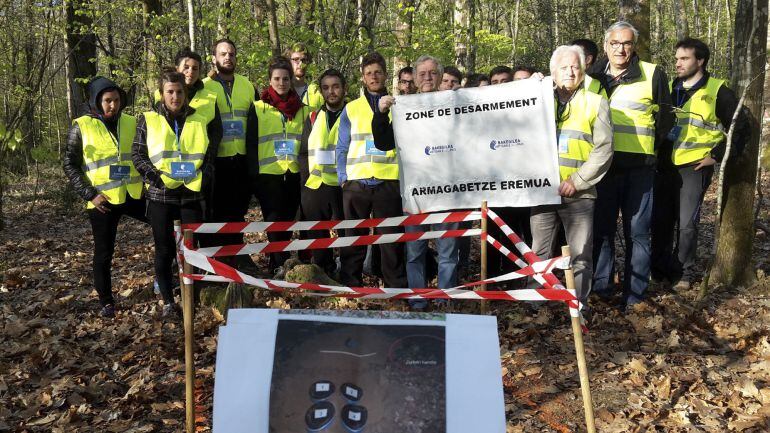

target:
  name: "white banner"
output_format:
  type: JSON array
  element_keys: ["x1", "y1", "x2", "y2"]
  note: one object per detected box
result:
[{"x1": 391, "y1": 77, "x2": 561, "y2": 214}]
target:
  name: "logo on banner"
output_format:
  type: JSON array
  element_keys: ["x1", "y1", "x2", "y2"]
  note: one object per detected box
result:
[
  {"x1": 424, "y1": 144, "x2": 457, "y2": 156},
  {"x1": 489, "y1": 138, "x2": 523, "y2": 150}
]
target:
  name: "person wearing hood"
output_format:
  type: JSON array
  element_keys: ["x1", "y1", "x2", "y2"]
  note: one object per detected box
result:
[
  {"x1": 63, "y1": 77, "x2": 147, "y2": 318},
  {"x1": 132, "y1": 70, "x2": 222, "y2": 318},
  {"x1": 245, "y1": 56, "x2": 311, "y2": 276}
]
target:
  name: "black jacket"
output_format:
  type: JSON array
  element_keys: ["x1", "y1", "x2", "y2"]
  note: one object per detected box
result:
[
  {"x1": 132, "y1": 102, "x2": 222, "y2": 204},
  {"x1": 63, "y1": 77, "x2": 129, "y2": 202},
  {"x1": 588, "y1": 55, "x2": 675, "y2": 170}
]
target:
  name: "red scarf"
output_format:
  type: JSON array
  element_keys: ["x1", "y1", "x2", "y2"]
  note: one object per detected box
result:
[{"x1": 260, "y1": 86, "x2": 303, "y2": 120}]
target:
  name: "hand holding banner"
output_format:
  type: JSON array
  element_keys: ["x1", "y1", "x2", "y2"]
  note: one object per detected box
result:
[{"x1": 391, "y1": 77, "x2": 561, "y2": 213}]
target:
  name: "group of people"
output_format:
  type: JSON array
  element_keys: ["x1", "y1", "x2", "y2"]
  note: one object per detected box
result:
[{"x1": 64, "y1": 20, "x2": 749, "y2": 319}]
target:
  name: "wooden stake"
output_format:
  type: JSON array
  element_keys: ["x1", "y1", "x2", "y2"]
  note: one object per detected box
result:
[
  {"x1": 561, "y1": 245, "x2": 596, "y2": 433},
  {"x1": 479, "y1": 201, "x2": 488, "y2": 314},
  {"x1": 181, "y1": 227, "x2": 196, "y2": 433}
]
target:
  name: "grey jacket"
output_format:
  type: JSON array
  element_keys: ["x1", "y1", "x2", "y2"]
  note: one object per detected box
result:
[{"x1": 563, "y1": 94, "x2": 613, "y2": 200}]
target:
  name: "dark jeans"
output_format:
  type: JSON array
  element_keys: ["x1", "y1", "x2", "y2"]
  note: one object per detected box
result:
[
  {"x1": 208, "y1": 155, "x2": 251, "y2": 247},
  {"x1": 593, "y1": 165, "x2": 654, "y2": 305},
  {"x1": 256, "y1": 172, "x2": 301, "y2": 270},
  {"x1": 87, "y1": 197, "x2": 148, "y2": 306},
  {"x1": 340, "y1": 180, "x2": 407, "y2": 288},
  {"x1": 652, "y1": 164, "x2": 714, "y2": 281},
  {"x1": 147, "y1": 200, "x2": 203, "y2": 304},
  {"x1": 487, "y1": 207, "x2": 532, "y2": 278},
  {"x1": 300, "y1": 184, "x2": 344, "y2": 274}
]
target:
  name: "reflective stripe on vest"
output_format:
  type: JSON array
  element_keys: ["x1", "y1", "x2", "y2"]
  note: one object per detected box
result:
[
  {"x1": 671, "y1": 77, "x2": 725, "y2": 166},
  {"x1": 144, "y1": 111, "x2": 209, "y2": 192},
  {"x1": 306, "y1": 109, "x2": 342, "y2": 189},
  {"x1": 75, "y1": 114, "x2": 142, "y2": 209},
  {"x1": 202, "y1": 74, "x2": 255, "y2": 157},
  {"x1": 556, "y1": 88, "x2": 602, "y2": 181},
  {"x1": 588, "y1": 61, "x2": 658, "y2": 155},
  {"x1": 254, "y1": 100, "x2": 310, "y2": 175},
  {"x1": 345, "y1": 95, "x2": 398, "y2": 181}
]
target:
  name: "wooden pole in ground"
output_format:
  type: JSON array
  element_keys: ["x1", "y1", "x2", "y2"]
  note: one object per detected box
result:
[
  {"x1": 479, "y1": 201, "x2": 488, "y2": 314},
  {"x1": 561, "y1": 245, "x2": 595, "y2": 433},
  {"x1": 181, "y1": 227, "x2": 196, "y2": 433}
]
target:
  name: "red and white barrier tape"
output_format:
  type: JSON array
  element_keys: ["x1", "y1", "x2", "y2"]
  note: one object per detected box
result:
[
  {"x1": 196, "y1": 228, "x2": 480, "y2": 257},
  {"x1": 182, "y1": 210, "x2": 480, "y2": 234},
  {"x1": 485, "y1": 208, "x2": 583, "y2": 320},
  {"x1": 177, "y1": 239, "x2": 577, "y2": 302}
]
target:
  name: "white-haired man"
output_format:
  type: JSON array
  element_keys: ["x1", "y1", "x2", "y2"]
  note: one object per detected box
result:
[
  {"x1": 587, "y1": 21, "x2": 673, "y2": 310},
  {"x1": 374, "y1": 55, "x2": 460, "y2": 310},
  {"x1": 531, "y1": 46, "x2": 613, "y2": 310}
]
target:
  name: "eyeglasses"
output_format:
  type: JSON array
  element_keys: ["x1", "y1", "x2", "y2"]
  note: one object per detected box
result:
[{"x1": 609, "y1": 41, "x2": 634, "y2": 50}]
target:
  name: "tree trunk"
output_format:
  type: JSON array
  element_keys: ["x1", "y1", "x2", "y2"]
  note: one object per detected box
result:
[
  {"x1": 709, "y1": 0, "x2": 768, "y2": 287},
  {"x1": 674, "y1": 0, "x2": 690, "y2": 39},
  {"x1": 64, "y1": 0, "x2": 97, "y2": 120},
  {"x1": 217, "y1": 0, "x2": 232, "y2": 38},
  {"x1": 453, "y1": 0, "x2": 473, "y2": 71},
  {"x1": 511, "y1": 0, "x2": 521, "y2": 63},
  {"x1": 618, "y1": 0, "x2": 650, "y2": 61},
  {"x1": 187, "y1": 0, "x2": 196, "y2": 51},
  {"x1": 265, "y1": 0, "x2": 281, "y2": 55},
  {"x1": 392, "y1": 0, "x2": 414, "y2": 93}
]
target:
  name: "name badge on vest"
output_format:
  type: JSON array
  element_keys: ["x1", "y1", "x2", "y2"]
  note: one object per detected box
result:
[
  {"x1": 109, "y1": 165, "x2": 131, "y2": 181},
  {"x1": 170, "y1": 162, "x2": 195, "y2": 179},
  {"x1": 557, "y1": 135, "x2": 570, "y2": 154},
  {"x1": 667, "y1": 125, "x2": 682, "y2": 142},
  {"x1": 365, "y1": 139, "x2": 386, "y2": 156},
  {"x1": 222, "y1": 120, "x2": 244, "y2": 139},
  {"x1": 274, "y1": 139, "x2": 296, "y2": 156}
]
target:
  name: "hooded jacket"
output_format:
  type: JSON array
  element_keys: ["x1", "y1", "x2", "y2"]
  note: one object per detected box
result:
[{"x1": 63, "y1": 77, "x2": 131, "y2": 202}]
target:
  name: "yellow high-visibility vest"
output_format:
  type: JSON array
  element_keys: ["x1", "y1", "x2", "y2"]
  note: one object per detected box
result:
[
  {"x1": 301, "y1": 83, "x2": 324, "y2": 111},
  {"x1": 556, "y1": 88, "x2": 605, "y2": 182},
  {"x1": 588, "y1": 61, "x2": 658, "y2": 155},
  {"x1": 144, "y1": 110, "x2": 209, "y2": 192},
  {"x1": 306, "y1": 109, "x2": 341, "y2": 188},
  {"x1": 670, "y1": 77, "x2": 725, "y2": 166},
  {"x1": 76, "y1": 114, "x2": 143, "y2": 209},
  {"x1": 254, "y1": 101, "x2": 310, "y2": 175},
  {"x1": 345, "y1": 95, "x2": 398, "y2": 181},
  {"x1": 202, "y1": 74, "x2": 255, "y2": 157}
]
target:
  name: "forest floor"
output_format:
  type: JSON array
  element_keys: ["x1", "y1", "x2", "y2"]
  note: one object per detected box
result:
[{"x1": 1, "y1": 166, "x2": 770, "y2": 433}]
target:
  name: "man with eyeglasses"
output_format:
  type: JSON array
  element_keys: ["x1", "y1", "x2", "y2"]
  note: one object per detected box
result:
[
  {"x1": 376, "y1": 55, "x2": 460, "y2": 310},
  {"x1": 586, "y1": 21, "x2": 673, "y2": 310},
  {"x1": 286, "y1": 43, "x2": 324, "y2": 110},
  {"x1": 396, "y1": 66, "x2": 416, "y2": 95}
]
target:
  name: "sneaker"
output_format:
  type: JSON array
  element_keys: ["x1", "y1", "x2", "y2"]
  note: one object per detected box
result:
[
  {"x1": 673, "y1": 279, "x2": 691, "y2": 291},
  {"x1": 100, "y1": 304, "x2": 116, "y2": 318},
  {"x1": 162, "y1": 303, "x2": 182, "y2": 319}
]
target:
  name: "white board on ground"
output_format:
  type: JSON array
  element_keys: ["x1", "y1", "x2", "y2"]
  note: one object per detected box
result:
[{"x1": 212, "y1": 309, "x2": 505, "y2": 433}]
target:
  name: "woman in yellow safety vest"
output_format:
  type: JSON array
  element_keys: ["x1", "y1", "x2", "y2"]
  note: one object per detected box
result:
[
  {"x1": 64, "y1": 77, "x2": 147, "y2": 318},
  {"x1": 133, "y1": 70, "x2": 222, "y2": 318},
  {"x1": 246, "y1": 57, "x2": 310, "y2": 276}
]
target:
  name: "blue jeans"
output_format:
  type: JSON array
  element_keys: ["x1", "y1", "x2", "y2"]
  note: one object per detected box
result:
[
  {"x1": 593, "y1": 166, "x2": 654, "y2": 306},
  {"x1": 406, "y1": 222, "x2": 459, "y2": 289}
]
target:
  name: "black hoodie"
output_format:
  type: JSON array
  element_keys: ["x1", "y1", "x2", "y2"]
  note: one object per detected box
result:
[{"x1": 63, "y1": 77, "x2": 129, "y2": 202}]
